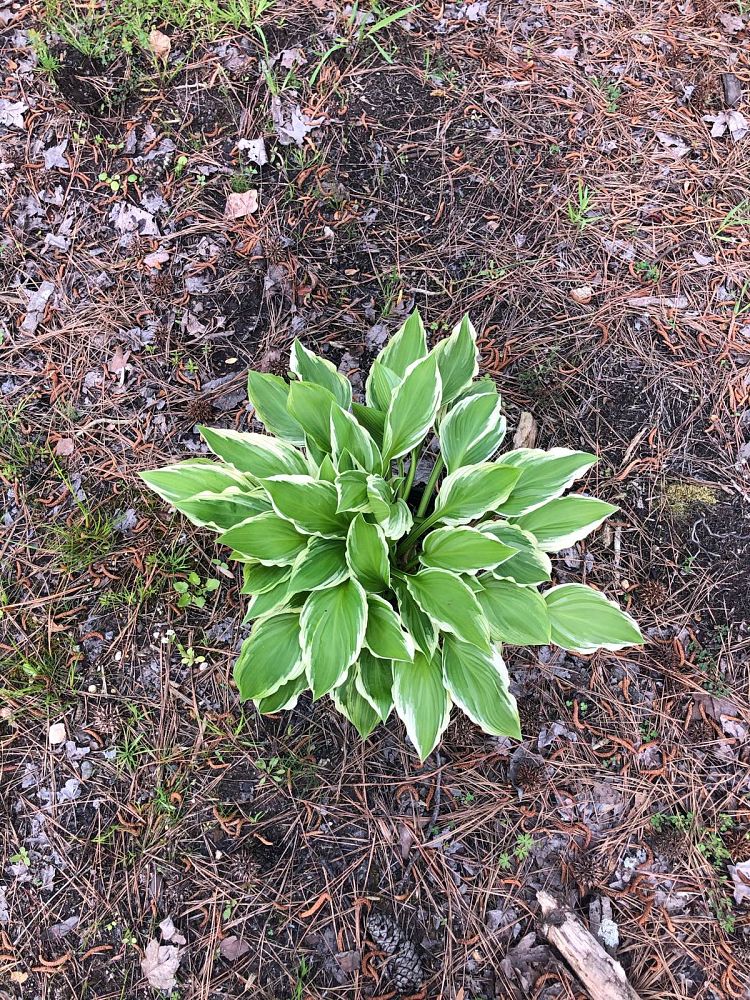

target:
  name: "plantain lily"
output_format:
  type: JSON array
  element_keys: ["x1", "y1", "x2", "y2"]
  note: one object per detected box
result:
[{"x1": 141, "y1": 311, "x2": 643, "y2": 759}]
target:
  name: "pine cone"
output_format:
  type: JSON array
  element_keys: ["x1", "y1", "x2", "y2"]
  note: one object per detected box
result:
[
  {"x1": 567, "y1": 850, "x2": 609, "y2": 893},
  {"x1": 509, "y1": 750, "x2": 547, "y2": 792},
  {"x1": 725, "y1": 829, "x2": 750, "y2": 863},
  {"x1": 90, "y1": 703, "x2": 121, "y2": 738},
  {"x1": 223, "y1": 850, "x2": 260, "y2": 887},
  {"x1": 446, "y1": 711, "x2": 479, "y2": 748},
  {"x1": 517, "y1": 698, "x2": 541, "y2": 738},
  {"x1": 185, "y1": 397, "x2": 215, "y2": 425},
  {"x1": 650, "y1": 825, "x2": 688, "y2": 863},
  {"x1": 151, "y1": 271, "x2": 175, "y2": 299},
  {"x1": 262, "y1": 232, "x2": 288, "y2": 265},
  {"x1": 638, "y1": 579, "x2": 669, "y2": 608},
  {"x1": 367, "y1": 911, "x2": 423, "y2": 995}
]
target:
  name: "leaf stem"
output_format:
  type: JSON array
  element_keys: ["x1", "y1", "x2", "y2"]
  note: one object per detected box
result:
[
  {"x1": 401, "y1": 446, "x2": 419, "y2": 501},
  {"x1": 415, "y1": 454, "x2": 444, "y2": 518}
]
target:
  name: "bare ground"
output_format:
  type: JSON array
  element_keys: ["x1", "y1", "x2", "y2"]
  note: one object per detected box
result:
[{"x1": 1, "y1": 2, "x2": 750, "y2": 998}]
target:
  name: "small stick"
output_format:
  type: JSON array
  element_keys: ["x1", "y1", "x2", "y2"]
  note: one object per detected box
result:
[{"x1": 536, "y1": 891, "x2": 640, "y2": 1000}]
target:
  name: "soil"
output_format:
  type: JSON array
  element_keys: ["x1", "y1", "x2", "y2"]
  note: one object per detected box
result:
[{"x1": 2, "y1": 3, "x2": 749, "y2": 1000}]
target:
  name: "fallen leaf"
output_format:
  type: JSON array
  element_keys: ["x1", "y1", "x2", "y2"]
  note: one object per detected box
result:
[
  {"x1": 48, "y1": 722, "x2": 67, "y2": 745},
  {"x1": 143, "y1": 249, "x2": 170, "y2": 269},
  {"x1": 225, "y1": 189, "x2": 259, "y2": 220},
  {"x1": 271, "y1": 95, "x2": 319, "y2": 146},
  {"x1": 54, "y1": 438, "x2": 75, "y2": 456},
  {"x1": 730, "y1": 861, "x2": 750, "y2": 904},
  {"x1": 0, "y1": 99, "x2": 28, "y2": 128},
  {"x1": 47, "y1": 915, "x2": 79, "y2": 941},
  {"x1": 219, "y1": 936, "x2": 251, "y2": 960},
  {"x1": 278, "y1": 46, "x2": 307, "y2": 68},
  {"x1": 398, "y1": 822, "x2": 416, "y2": 860},
  {"x1": 718, "y1": 12, "x2": 745, "y2": 32},
  {"x1": 627, "y1": 294, "x2": 688, "y2": 309},
  {"x1": 141, "y1": 939, "x2": 181, "y2": 990},
  {"x1": 237, "y1": 137, "x2": 268, "y2": 166},
  {"x1": 43, "y1": 141, "x2": 69, "y2": 169},
  {"x1": 334, "y1": 949, "x2": 361, "y2": 974},
  {"x1": 112, "y1": 202, "x2": 159, "y2": 236},
  {"x1": 159, "y1": 917, "x2": 187, "y2": 945},
  {"x1": 570, "y1": 285, "x2": 593, "y2": 304},
  {"x1": 108, "y1": 345, "x2": 129, "y2": 375},
  {"x1": 148, "y1": 29, "x2": 171, "y2": 60},
  {"x1": 551, "y1": 45, "x2": 578, "y2": 60},
  {"x1": 10, "y1": 971, "x2": 29, "y2": 985},
  {"x1": 21, "y1": 280, "x2": 55, "y2": 333},
  {"x1": 692, "y1": 251, "x2": 714, "y2": 265},
  {"x1": 703, "y1": 110, "x2": 749, "y2": 142},
  {"x1": 655, "y1": 131, "x2": 690, "y2": 160},
  {"x1": 513, "y1": 411, "x2": 537, "y2": 449}
]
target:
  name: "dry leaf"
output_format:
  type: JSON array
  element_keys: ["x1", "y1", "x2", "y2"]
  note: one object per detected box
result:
[
  {"x1": 159, "y1": 917, "x2": 186, "y2": 945},
  {"x1": 570, "y1": 285, "x2": 593, "y2": 304},
  {"x1": 54, "y1": 437, "x2": 75, "y2": 456},
  {"x1": 219, "y1": 936, "x2": 251, "y2": 960},
  {"x1": 655, "y1": 131, "x2": 690, "y2": 160},
  {"x1": 144, "y1": 249, "x2": 170, "y2": 269},
  {"x1": 718, "y1": 12, "x2": 745, "y2": 32},
  {"x1": 237, "y1": 137, "x2": 268, "y2": 166},
  {"x1": 513, "y1": 411, "x2": 538, "y2": 449},
  {"x1": 224, "y1": 189, "x2": 259, "y2": 220},
  {"x1": 703, "y1": 110, "x2": 749, "y2": 142},
  {"x1": 148, "y1": 29, "x2": 171, "y2": 60},
  {"x1": 730, "y1": 861, "x2": 750, "y2": 904},
  {"x1": 48, "y1": 722, "x2": 67, "y2": 745},
  {"x1": 10, "y1": 971, "x2": 29, "y2": 985},
  {"x1": 108, "y1": 345, "x2": 129, "y2": 375},
  {"x1": 627, "y1": 294, "x2": 687, "y2": 309},
  {"x1": 334, "y1": 949, "x2": 361, "y2": 974},
  {"x1": 141, "y1": 939, "x2": 181, "y2": 990}
]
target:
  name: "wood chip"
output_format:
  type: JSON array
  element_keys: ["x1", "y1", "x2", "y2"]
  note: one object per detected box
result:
[{"x1": 513, "y1": 411, "x2": 538, "y2": 449}]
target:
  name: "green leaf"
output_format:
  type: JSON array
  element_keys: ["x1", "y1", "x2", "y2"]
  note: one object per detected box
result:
[
  {"x1": 365, "y1": 475, "x2": 393, "y2": 520},
  {"x1": 393, "y1": 578, "x2": 438, "y2": 657},
  {"x1": 544, "y1": 584, "x2": 644, "y2": 653},
  {"x1": 404, "y1": 568, "x2": 490, "y2": 650},
  {"x1": 480, "y1": 523, "x2": 552, "y2": 584},
  {"x1": 301, "y1": 579, "x2": 367, "y2": 699},
  {"x1": 140, "y1": 459, "x2": 248, "y2": 505},
  {"x1": 262, "y1": 475, "x2": 350, "y2": 537},
  {"x1": 330, "y1": 404, "x2": 382, "y2": 474},
  {"x1": 442, "y1": 636, "x2": 520, "y2": 738},
  {"x1": 432, "y1": 463, "x2": 521, "y2": 526},
  {"x1": 432, "y1": 314, "x2": 479, "y2": 405},
  {"x1": 375, "y1": 309, "x2": 428, "y2": 377},
  {"x1": 496, "y1": 448, "x2": 599, "y2": 516},
  {"x1": 219, "y1": 512, "x2": 308, "y2": 565},
  {"x1": 475, "y1": 577, "x2": 551, "y2": 645},
  {"x1": 364, "y1": 594, "x2": 414, "y2": 661},
  {"x1": 366, "y1": 359, "x2": 402, "y2": 411},
  {"x1": 241, "y1": 562, "x2": 290, "y2": 595},
  {"x1": 382, "y1": 353, "x2": 442, "y2": 462},
  {"x1": 393, "y1": 651, "x2": 450, "y2": 760},
  {"x1": 243, "y1": 575, "x2": 294, "y2": 620},
  {"x1": 286, "y1": 380, "x2": 336, "y2": 452},
  {"x1": 247, "y1": 371, "x2": 305, "y2": 446},
  {"x1": 331, "y1": 666, "x2": 380, "y2": 738},
  {"x1": 316, "y1": 454, "x2": 337, "y2": 483},
  {"x1": 335, "y1": 469, "x2": 372, "y2": 513},
  {"x1": 288, "y1": 537, "x2": 348, "y2": 592},
  {"x1": 198, "y1": 426, "x2": 308, "y2": 478},
  {"x1": 420, "y1": 525, "x2": 517, "y2": 574},
  {"x1": 175, "y1": 487, "x2": 270, "y2": 531},
  {"x1": 255, "y1": 671, "x2": 308, "y2": 713},
  {"x1": 378, "y1": 497, "x2": 413, "y2": 540},
  {"x1": 352, "y1": 401, "x2": 385, "y2": 444},
  {"x1": 438, "y1": 390, "x2": 506, "y2": 473},
  {"x1": 355, "y1": 649, "x2": 394, "y2": 721},
  {"x1": 513, "y1": 495, "x2": 617, "y2": 551},
  {"x1": 234, "y1": 612, "x2": 303, "y2": 700},
  {"x1": 290, "y1": 339, "x2": 352, "y2": 408},
  {"x1": 346, "y1": 515, "x2": 390, "y2": 591}
]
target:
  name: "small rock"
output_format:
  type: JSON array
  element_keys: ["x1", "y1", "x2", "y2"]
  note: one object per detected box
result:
[
  {"x1": 570, "y1": 285, "x2": 593, "y2": 304},
  {"x1": 48, "y1": 722, "x2": 66, "y2": 746}
]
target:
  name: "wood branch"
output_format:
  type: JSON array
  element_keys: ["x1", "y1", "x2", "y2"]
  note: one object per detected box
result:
[{"x1": 536, "y1": 890, "x2": 640, "y2": 1000}]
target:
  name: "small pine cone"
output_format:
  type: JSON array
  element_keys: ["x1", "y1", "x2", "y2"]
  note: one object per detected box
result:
[
  {"x1": 691, "y1": 77, "x2": 709, "y2": 108},
  {"x1": 517, "y1": 698, "x2": 541, "y2": 738},
  {"x1": 185, "y1": 397, "x2": 215, "y2": 425},
  {"x1": 262, "y1": 232, "x2": 288, "y2": 265},
  {"x1": 610, "y1": 10, "x2": 633, "y2": 27},
  {"x1": 509, "y1": 750, "x2": 547, "y2": 792},
  {"x1": 657, "y1": 639, "x2": 683, "y2": 672},
  {"x1": 651, "y1": 825, "x2": 688, "y2": 863},
  {"x1": 688, "y1": 717, "x2": 717, "y2": 745},
  {"x1": 446, "y1": 711, "x2": 479, "y2": 748},
  {"x1": 90, "y1": 703, "x2": 121, "y2": 738},
  {"x1": 725, "y1": 829, "x2": 750, "y2": 863},
  {"x1": 567, "y1": 850, "x2": 609, "y2": 893},
  {"x1": 223, "y1": 850, "x2": 260, "y2": 887},
  {"x1": 368, "y1": 911, "x2": 404, "y2": 955},
  {"x1": 151, "y1": 271, "x2": 175, "y2": 298},
  {"x1": 638, "y1": 579, "x2": 669, "y2": 608}
]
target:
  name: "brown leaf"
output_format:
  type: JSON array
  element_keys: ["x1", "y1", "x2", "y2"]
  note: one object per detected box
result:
[
  {"x1": 10, "y1": 971, "x2": 29, "y2": 985},
  {"x1": 334, "y1": 949, "x2": 361, "y2": 974},
  {"x1": 108, "y1": 344, "x2": 129, "y2": 375},
  {"x1": 219, "y1": 936, "x2": 251, "y2": 960},
  {"x1": 54, "y1": 437, "x2": 75, "y2": 456},
  {"x1": 513, "y1": 411, "x2": 538, "y2": 449},
  {"x1": 141, "y1": 939, "x2": 181, "y2": 990},
  {"x1": 224, "y1": 190, "x2": 259, "y2": 220},
  {"x1": 148, "y1": 29, "x2": 171, "y2": 60},
  {"x1": 569, "y1": 285, "x2": 593, "y2": 305},
  {"x1": 398, "y1": 822, "x2": 416, "y2": 860}
]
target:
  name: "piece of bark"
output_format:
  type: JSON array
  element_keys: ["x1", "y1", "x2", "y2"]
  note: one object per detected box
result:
[
  {"x1": 537, "y1": 890, "x2": 640, "y2": 1000},
  {"x1": 513, "y1": 410, "x2": 538, "y2": 449},
  {"x1": 722, "y1": 73, "x2": 742, "y2": 108}
]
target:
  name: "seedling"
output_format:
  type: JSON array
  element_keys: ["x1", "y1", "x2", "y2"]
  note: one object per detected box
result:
[
  {"x1": 567, "y1": 180, "x2": 599, "y2": 231},
  {"x1": 173, "y1": 571, "x2": 220, "y2": 608},
  {"x1": 633, "y1": 259, "x2": 660, "y2": 282}
]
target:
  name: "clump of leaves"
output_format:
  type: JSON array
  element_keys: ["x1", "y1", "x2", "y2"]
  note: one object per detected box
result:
[{"x1": 140, "y1": 311, "x2": 643, "y2": 759}]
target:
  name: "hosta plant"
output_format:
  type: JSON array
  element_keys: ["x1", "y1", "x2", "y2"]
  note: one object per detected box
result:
[{"x1": 141, "y1": 311, "x2": 643, "y2": 759}]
